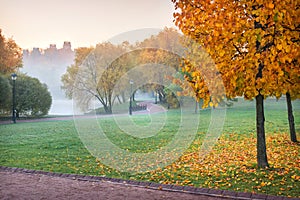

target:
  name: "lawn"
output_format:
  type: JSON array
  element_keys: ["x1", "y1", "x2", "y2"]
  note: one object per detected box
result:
[{"x1": 0, "y1": 98, "x2": 299, "y2": 197}]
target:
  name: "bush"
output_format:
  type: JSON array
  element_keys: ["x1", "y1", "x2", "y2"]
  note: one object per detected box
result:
[{"x1": 1, "y1": 73, "x2": 52, "y2": 117}]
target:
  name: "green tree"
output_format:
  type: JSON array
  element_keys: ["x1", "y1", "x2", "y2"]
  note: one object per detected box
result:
[{"x1": 14, "y1": 74, "x2": 52, "y2": 116}]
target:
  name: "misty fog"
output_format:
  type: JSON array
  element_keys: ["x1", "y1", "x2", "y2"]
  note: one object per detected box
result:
[
  {"x1": 20, "y1": 30, "x2": 164, "y2": 115},
  {"x1": 21, "y1": 42, "x2": 75, "y2": 115}
]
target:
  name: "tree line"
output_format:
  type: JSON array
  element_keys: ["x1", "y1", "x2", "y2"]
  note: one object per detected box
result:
[{"x1": 61, "y1": 28, "x2": 183, "y2": 114}]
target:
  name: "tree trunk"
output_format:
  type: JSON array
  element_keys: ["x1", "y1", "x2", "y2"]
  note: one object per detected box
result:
[
  {"x1": 132, "y1": 91, "x2": 136, "y2": 101},
  {"x1": 95, "y1": 94, "x2": 112, "y2": 114},
  {"x1": 255, "y1": 94, "x2": 269, "y2": 168},
  {"x1": 254, "y1": 20, "x2": 269, "y2": 168},
  {"x1": 195, "y1": 99, "x2": 198, "y2": 114},
  {"x1": 121, "y1": 92, "x2": 126, "y2": 103},
  {"x1": 158, "y1": 92, "x2": 163, "y2": 102},
  {"x1": 116, "y1": 95, "x2": 122, "y2": 104},
  {"x1": 286, "y1": 93, "x2": 297, "y2": 142},
  {"x1": 103, "y1": 105, "x2": 112, "y2": 114},
  {"x1": 158, "y1": 90, "x2": 166, "y2": 103}
]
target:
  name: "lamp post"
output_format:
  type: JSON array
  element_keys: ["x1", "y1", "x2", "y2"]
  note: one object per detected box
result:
[
  {"x1": 129, "y1": 80, "x2": 133, "y2": 115},
  {"x1": 11, "y1": 73, "x2": 17, "y2": 123}
]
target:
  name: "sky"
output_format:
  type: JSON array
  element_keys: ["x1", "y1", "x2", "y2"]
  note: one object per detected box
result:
[{"x1": 0, "y1": 0, "x2": 176, "y2": 50}]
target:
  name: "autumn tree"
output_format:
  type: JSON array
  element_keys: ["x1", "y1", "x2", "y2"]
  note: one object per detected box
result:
[
  {"x1": 61, "y1": 43, "x2": 128, "y2": 114},
  {"x1": 61, "y1": 47, "x2": 93, "y2": 99},
  {"x1": 0, "y1": 30, "x2": 22, "y2": 73},
  {"x1": 172, "y1": 0, "x2": 299, "y2": 167},
  {"x1": 136, "y1": 28, "x2": 183, "y2": 102}
]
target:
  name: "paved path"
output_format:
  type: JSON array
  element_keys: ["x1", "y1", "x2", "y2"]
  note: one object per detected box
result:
[
  {"x1": 0, "y1": 167, "x2": 295, "y2": 200},
  {"x1": 0, "y1": 101, "x2": 167, "y2": 125},
  {"x1": 0, "y1": 170, "x2": 225, "y2": 200}
]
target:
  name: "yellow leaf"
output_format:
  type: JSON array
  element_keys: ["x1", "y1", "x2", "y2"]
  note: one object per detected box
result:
[
  {"x1": 220, "y1": 50, "x2": 225, "y2": 57},
  {"x1": 291, "y1": 175, "x2": 300, "y2": 180},
  {"x1": 277, "y1": 44, "x2": 282, "y2": 50},
  {"x1": 267, "y1": 2, "x2": 274, "y2": 9},
  {"x1": 284, "y1": 44, "x2": 291, "y2": 53}
]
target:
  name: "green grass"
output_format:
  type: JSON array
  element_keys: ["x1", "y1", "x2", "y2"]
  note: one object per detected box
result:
[
  {"x1": 88, "y1": 100, "x2": 142, "y2": 115},
  {"x1": 0, "y1": 98, "x2": 299, "y2": 197},
  {"x1": 98, "y1": 115, "x2": 180, "y2": 153}
]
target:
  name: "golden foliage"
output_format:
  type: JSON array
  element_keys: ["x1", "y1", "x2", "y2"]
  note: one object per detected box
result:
[
  {"x1": 0, "y1": 29, "x2": 23, "y2": 73},
  {"x1": 172, "y1": 0, "x2": 300, "y2": 101}
]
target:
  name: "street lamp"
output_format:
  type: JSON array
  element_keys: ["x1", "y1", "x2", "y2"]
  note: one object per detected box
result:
[
  {"x1": 11, "y1": 73, "x2": 17, "y2": 123},
  {"x1": 129, "y1": 80, "x2": 133, "y2": 115}
]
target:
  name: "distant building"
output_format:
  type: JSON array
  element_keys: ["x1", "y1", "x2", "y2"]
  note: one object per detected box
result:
[
  {"x1": 23, "y1": 49, "x2": 29, "y2": 58},
  {"x1": 44, "y1": 44, "x2": 58, "y2": 58},
  {"x1": 21, "y1": 42, "x2": 75, "y2": 100},
  {"x1": 31, "y1": 47, "x2": 42, "y2": 56},
  {"x1": 23, "y1": 42, "x2": 73, "y2": 58},
  {"x1": 50, "y1": 44, "x2": 57, "y2": 49},
  {"x1": 63, "y1": 41, "x2": 71, "y2": 50}
]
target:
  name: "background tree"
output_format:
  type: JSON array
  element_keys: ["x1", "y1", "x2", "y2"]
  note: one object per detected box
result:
[
  {"x1": 164, "y1": 83, "x2": 182, "y2": 109},
  {"x1": 0, "y1": 73, "x2": 52, "y2": 117},
  {"x1": 0, "y1": 74, "x2": 52, "y2": 117},
  {"x1": 62, "y1": 29, "x2": 185, "y2": 114},
  {"x1": 172, "y1": 0, "x2": 299, "y2": 167},
  {"x1": 0, "y1": 73, "x2": 12, "y2": 114},
  {"x1": 0, "y1": 29, "x2": 22, "y2": 73},
  {"x1": 61, "y1": 47, "x2": 93, "y2": 99},
  {"x1": 12, "y1": 74, "x2": 52, "y2": 116},
  {"x1": 138, "y1": 28, "x2": 183, "y2": 103},
  {"x1": 62, "y1": 43, "x2": 128, "y2": 114}
]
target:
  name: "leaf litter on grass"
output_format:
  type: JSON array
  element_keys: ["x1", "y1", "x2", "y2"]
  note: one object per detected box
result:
[{"x1": 144, "y1": 132, "x2": 300, "y2": 197}]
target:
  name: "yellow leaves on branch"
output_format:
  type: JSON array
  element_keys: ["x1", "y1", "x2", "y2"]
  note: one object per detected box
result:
[
  {"x1": 0, "y1": 30, "x2": 23, "y2": 73},
  {"x1": 172, "y1": 0, "x2": 300, "y2": 101}
]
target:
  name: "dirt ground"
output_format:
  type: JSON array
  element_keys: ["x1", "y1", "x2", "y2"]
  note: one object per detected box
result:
[{"x1": 0, "y1": 171, "x2": 227, "y2": 200}]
